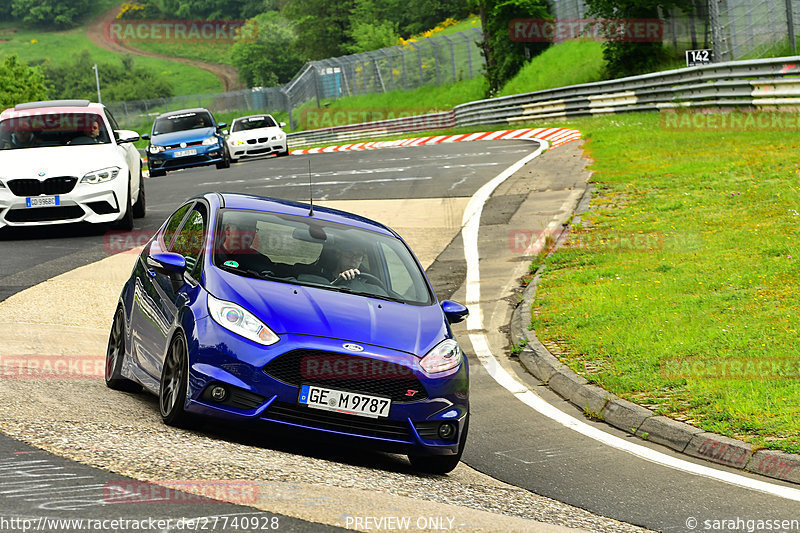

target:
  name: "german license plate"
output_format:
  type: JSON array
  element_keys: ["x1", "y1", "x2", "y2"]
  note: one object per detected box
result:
[
  {"x1": 298, "y1": 384, "x2": 391, "y2": 418},
  {"x1": 174, "y1": 149, "x2": 197, "y2": 157},
  {"x1": 26, "y1": 196, "x2": 60, "y2": 208}
]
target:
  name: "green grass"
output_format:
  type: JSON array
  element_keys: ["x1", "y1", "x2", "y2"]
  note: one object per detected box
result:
[
  {"x1": 525, "y1": 112, "x2": 800, "y2": 454},
  {"x1": 129, "y1": 40, "x2": 234, "y2": 66},
  {"x1": 0, "y1": 13, "x2": 222, "y2": 97},
  {"x1": 499, "y1": 40, "x2": 605, "y2": 96}
]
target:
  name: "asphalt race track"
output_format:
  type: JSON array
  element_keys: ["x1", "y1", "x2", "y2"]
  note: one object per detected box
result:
[{"x1": 0, "y1": 141, "x2": 797, "y2": 532}]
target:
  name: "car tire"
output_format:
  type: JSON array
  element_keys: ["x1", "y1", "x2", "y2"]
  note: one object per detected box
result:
[
  {"x1": 149, "y1": 168, "x2": 166, "y2": 177},
  {"x1": 114, "y1": 178, "x2": 134, "y2": 231},
  {"x1": 408, "y1": 415, "x2": 469, "y2": 475},
  {"x1": 159, "y1": 331, "x2": 193, "y2": 427},
  {"x1": 277, "y1": 147, "x2": 289, "y2": 157},
  {"x1": 105, "y1": 306, "x2": 143, "y2": 393},
  {"x1": 132, "y1": 171, "x2": 146, "y2": 219},
  {"x1": 216, "y1": 146, "x2": 231, "y2": 169}
]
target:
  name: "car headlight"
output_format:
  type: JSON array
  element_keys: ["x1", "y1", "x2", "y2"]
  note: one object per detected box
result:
[
  {"x1": 231, "y1": 139, "x2": 245, "y2": 146},
  {"x1": 420, "y1": 339, "x2": 462, "y2": 374},
  {"x1": 208, "y1": 294, "x2": 279, "y2": 346},
  {"x1": 202, "y1": 136, "x2": 219, "y2": 146},
  {"x1": 149, "y1": 144, "x2": 165, "y2": 154},
  {"x1": 80, "y1": 167, "x2": 120, "y2": 184}
]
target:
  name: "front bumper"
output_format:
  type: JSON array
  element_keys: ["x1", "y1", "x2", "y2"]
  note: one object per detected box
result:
[
  {"x1": 184, "y1": 320, "x2": 469, "y2": 456},
  {"x1": 148, "y1": 143, "x2": 225, "y2": 172},
  {"x1": 227, "y1": 139, "x2": 286, "y2": 159},
  {"x1": 0, "y1": 176, "x2": 128, "y2": 229}
]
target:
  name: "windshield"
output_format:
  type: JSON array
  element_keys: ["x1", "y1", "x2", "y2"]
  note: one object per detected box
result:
[
  {"x1": 0, "y1": 113, "x2": 111, "y2": 149},
  {"x1": 153, "y1": 112, "x2": 212, "y2": 135},
  {"x1": 213, "y1": 209, "x2": 433, "y2": 305},
  {"x1": 231, "y1": 116, "x2": 277, "y2": 132}
]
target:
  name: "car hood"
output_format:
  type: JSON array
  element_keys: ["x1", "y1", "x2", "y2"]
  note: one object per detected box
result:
[
  {"x1": 151, "y1": 127, "x2": 217, "y2": 146},
  {"x1": 228, "y1": 127, "x2": 283, "y2": 140},
  {"x1": 0, "y1": 145, "x2": 126, "y2": 179},
  {"x1": 205, "y1": 268, "x2": 447, "y2": 357}
]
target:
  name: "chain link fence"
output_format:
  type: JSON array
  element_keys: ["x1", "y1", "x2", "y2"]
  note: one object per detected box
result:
[
  {"x1": 107, "y1": 27, "x2": 485, "y2": 131},
  {"x1": 549, "y1": 0, "x2": 800, "y2": 62}
]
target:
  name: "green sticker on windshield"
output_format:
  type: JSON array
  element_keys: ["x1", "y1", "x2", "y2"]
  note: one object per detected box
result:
[{"x1": 223, "y1": 260, "x2": 239, "y2": 268}]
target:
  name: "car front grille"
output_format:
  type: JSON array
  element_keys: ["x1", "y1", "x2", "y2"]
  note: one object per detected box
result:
[
  {"x1": 262, "y1": 401, "x2": 413, "y2": 442},
  {"x1": 5, "y1": 205, "x2": 85, "y2": 223},
  {"x1": 263, "y1": 349, "x2": 428, "y2": 403},
  {"x1": 7, "y1": 177, "x2": 78, "y2": 197}
]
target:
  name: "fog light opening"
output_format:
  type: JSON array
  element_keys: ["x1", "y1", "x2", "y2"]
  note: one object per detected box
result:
[
  {"x1": 438, "y1": 422, "x2": 457, "y2": 440},
  {"x1": 210, "y1": 385, "x2": 228, "y2": 402}
]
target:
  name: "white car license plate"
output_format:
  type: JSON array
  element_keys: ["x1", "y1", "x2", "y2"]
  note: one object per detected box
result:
[
  {"x1": 174, "y1": 149, "x2": 197, "y2": 157},
  {"x1": 26, "y1": 196, "x2": 60, "y2": 208},
  {"x1": 298, "y1": 384, "x2": 391, "y2": 418}
]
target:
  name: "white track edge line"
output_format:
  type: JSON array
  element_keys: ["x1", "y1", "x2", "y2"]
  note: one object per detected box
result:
[{"x1": 461, "y1": 139, "x2": 800, "y2": 502}]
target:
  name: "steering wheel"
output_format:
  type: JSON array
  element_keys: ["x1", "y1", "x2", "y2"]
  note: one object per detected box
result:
[{"x1": 332, "y1": 271, "x2": 387, "y2": 291}]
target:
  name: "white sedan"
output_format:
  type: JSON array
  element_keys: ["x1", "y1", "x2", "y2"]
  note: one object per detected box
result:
[
  {"x1": 0, "y1": 100, "x2": 143, "y2": 231},
  {"x1": 225, "y1": 114, "x2": 288, "y2": 162}
]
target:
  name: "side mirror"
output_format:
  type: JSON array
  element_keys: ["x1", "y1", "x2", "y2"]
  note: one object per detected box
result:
[
  {"x1": 221, "y1": 129, "x2": 229, "y2": 135},
  {"x1": 218, "y1": 122, "x2": 227, "y2": 129},
  {"x1": 279, "y1": 122, "x2": 286, "y2": 128},
  {"x1": 147, "y1": 252, "x2": 186, "y2": 275},
  {"x1": 441, "y1": 300, "x2": 469, "y2": 324},
  {"x1": 141, "y1": 133, "x2": 150, "y2": 141},
  {"x1": 115, "y1": 130, "x2": 140, "y2": 143}
]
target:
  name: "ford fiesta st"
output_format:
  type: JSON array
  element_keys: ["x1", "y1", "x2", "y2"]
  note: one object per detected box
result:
[
  {"x1": 0, "y1": 100, "x2": 144, "y2": 230},
  {"x1": 106, "y1": 192, "x2": 470, "y2": 473}
]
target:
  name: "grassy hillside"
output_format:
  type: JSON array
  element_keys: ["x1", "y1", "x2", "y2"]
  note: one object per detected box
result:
[
  {"x1": 0, "y1": 4, "x2": 222, "y2": 97},
  {"x1": 499, "y1": 40, "x2": 605, "y2": 96}
]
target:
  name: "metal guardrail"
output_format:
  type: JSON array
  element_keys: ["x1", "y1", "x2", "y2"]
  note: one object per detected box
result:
[{"x1": 287, "y1": 56, "x2": 800, "y2": 148}]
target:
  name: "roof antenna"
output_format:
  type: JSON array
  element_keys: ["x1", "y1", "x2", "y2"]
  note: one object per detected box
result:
[{"x1": 307, "y1": 159, "x2": 314, "y2": 216}]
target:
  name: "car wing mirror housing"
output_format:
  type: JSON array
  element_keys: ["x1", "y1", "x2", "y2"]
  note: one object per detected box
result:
[
  {"x1": 115, "y1": 130, "x2": 140, "y2": 143},
  {"x1": 147, "y1": 252, "x2": 187, "y2": 275},
  {"x1": 441, "y1": 300, "x2": 469, "y2": 324}
]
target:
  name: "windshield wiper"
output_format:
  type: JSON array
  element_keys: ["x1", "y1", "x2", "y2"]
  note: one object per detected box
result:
[{"x1": 218, "y1": 263, "x2": 267, "y2": 280}]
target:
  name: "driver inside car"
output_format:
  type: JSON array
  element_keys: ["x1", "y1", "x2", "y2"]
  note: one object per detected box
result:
[{"x1": 217, "y1": 217, "x2": 277, "y2": 274}]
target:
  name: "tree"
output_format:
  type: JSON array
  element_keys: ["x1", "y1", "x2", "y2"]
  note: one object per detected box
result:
[
  {"x1": 283, "y1": 0, "x2": 356, "y2": 60},
  {"x1": 584, "y1": 0, "x2": 691, "y2": 78},
  {"x1": 39, "y1": 52, "x2": 173, "y2": 101},
  {"x1": 231, "y1": 12, "x2": 304, "y2": 86},
  {"x1": 0, "y1": 55, "x2": 49, "y2": 109},
  {"x1": 473, "y1": 0, "x2": 551, "y2": 96},
  {"x1": 10, "y1": 0, "x2": 91, "y2": 28}
]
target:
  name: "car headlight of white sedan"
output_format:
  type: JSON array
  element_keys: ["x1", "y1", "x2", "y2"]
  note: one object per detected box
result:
[{"x1": 81, "y1": 167, "x2": 120, "y2": 184}]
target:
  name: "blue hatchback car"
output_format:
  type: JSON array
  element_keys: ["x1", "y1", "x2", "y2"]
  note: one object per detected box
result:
[
  {"x1": 106, "y1": 192, "x2": 470, "y2": 473},
  {"x1": 142, "y1": 109, "x2": 230, "y2": 177}
]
